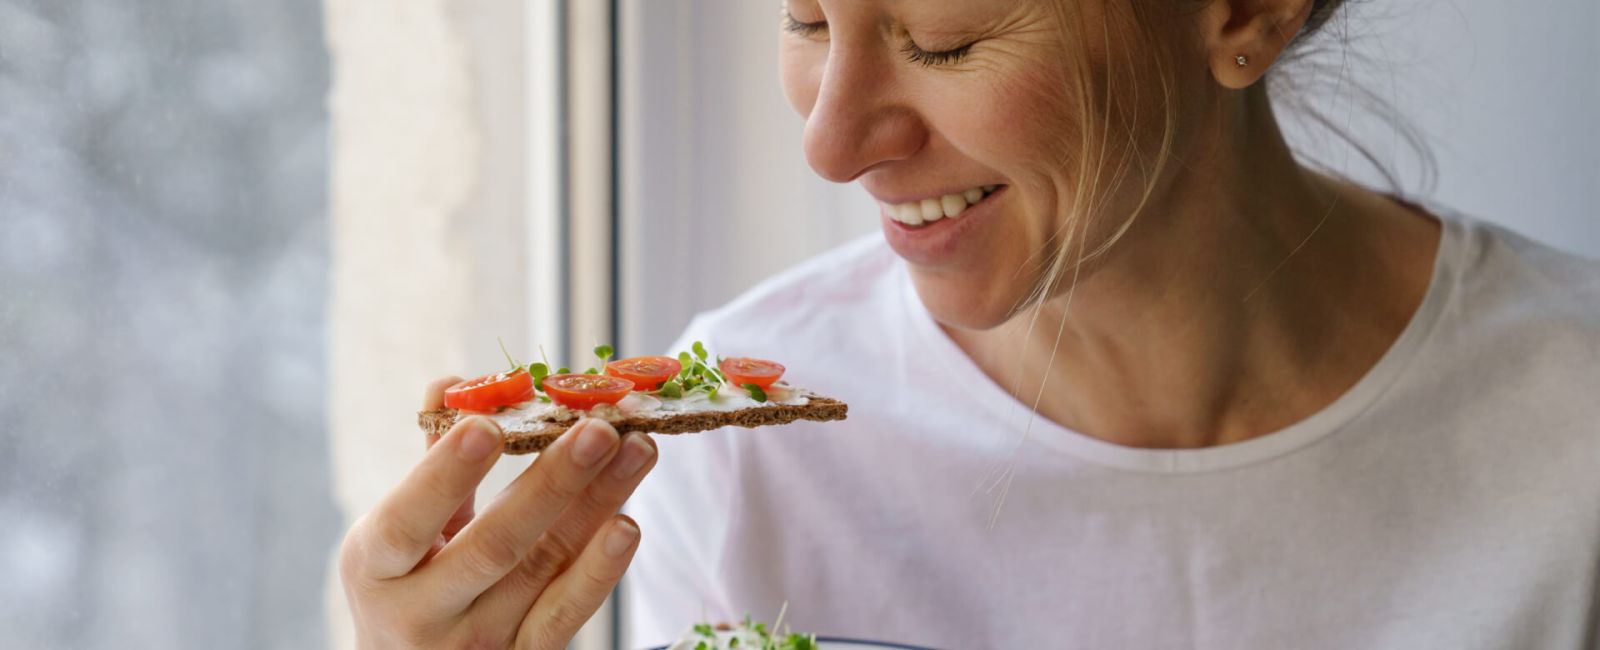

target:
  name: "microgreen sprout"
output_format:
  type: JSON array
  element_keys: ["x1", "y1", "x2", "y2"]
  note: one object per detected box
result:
[
  {"x1": 687, "y1": 611, "x2": 816, "y2": 650},
  {"x1": 497, "y1": 337, "x2": 521, "y2": 371},
  {"x1": 659, "y1": 380, "x2": 684, "y2": 399},
  {"x1": 528, "y1": 363, "x2": 550, "y2": 392},
  {"x1": 743, "y1": 383, "x2": 767, "y2": 402}
]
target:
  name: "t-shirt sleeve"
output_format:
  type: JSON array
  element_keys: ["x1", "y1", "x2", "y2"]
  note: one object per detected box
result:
[{"x1": 621, "y1": 315, "x2": 740, "y2": 647}]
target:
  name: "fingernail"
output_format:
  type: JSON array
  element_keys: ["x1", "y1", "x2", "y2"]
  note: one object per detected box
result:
[
  {"x1": 458, "y1": 417, "x2": 502, "y2": 461},
  {"x1": 609, "y1": 434, "x2": 655, "y2": 479},
  {"x1": 571, "y1": 419, "x2": 618, "y2": 468},
  {"x1": 604, "y1": 519, "x2": 639, "y2": 557}
]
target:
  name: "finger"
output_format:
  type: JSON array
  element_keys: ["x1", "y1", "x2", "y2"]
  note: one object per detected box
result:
[
  {"x1": 420, "y1": 416, "x2": 479, "y2": 562},
  {"x1": 515, "y1": 516, "x2": 641, "y2": 650},
  {"x1": 423, "y1": 408, "x2": 478, "y2": 539},
  {"x1": 471, "y1": 432, "x2": 657, "y2": 626},
  {"x1": 420, "y1": 418, "x2": 622, "y2": 609},
  {"x1": 424, "y1": 375, "x2": 465, "y2": 412},
  {"x1": 350, "y1": 416, "x2": 503, "y2": 580}
]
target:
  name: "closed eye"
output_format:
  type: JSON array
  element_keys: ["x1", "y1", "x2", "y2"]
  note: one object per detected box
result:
[
  {"x1": 903, "y1": 40, "x2": 974, "y2": 67},
  {"x1": 781, "y1": 8, "x2": 827, "y2": 38}
]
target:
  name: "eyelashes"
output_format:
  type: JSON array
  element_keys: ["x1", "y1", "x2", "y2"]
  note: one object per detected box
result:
[
  {"x1": 780, "y1": 8, "x2": 974, "y2": 68},
  {"x1": 781, "y1": 9, "x2": 826, "y2": 37},
  {"x1": 901, "y1": 41, "x2": 974, "y2": 68}
]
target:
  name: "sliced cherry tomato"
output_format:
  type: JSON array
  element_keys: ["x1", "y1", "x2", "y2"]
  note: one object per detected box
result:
[
  {"x1": 719, "y1": 357, "x2": 785, "y2": 389},
  {"x1": 606, "y1": 355, "x2": 682, "y2": 391},
  {"x1": 445, "y1": 368, "x2": 535, "y2": 412},
  {"x1": 542, "y1": 374, "x2": 635, "y2": 411}
]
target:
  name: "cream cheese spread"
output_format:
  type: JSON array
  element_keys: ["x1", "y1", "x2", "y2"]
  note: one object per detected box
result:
[{"x1": 477, "y1": 384, "x2": 810, "y2": 433}]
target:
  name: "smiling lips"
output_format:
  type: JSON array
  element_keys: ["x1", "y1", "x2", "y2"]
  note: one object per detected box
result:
[{"x1": 879, "y1": 185, "x2": 1001, "y2": 227}]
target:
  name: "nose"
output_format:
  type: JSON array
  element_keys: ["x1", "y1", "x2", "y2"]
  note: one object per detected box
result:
[{"x1": 801, "y1": 47, "x2": 927, "y2": 183}]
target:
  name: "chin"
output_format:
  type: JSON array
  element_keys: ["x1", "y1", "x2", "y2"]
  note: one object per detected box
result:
[{"x1": 907, "y1": 268, "x2": 1034, "y2": 332}]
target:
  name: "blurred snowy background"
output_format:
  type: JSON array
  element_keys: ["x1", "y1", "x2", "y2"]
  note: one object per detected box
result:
[{"x1": 0, "y1": 1, "x2": 336, "y2": 648}]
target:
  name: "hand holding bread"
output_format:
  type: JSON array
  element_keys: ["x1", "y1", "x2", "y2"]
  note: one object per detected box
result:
[{"x1": 338, "y1": 376, "x2": 657, "y2": 649}]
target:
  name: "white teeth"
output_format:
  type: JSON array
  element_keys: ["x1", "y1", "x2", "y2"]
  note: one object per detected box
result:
[
  {"x1": 896, "y1": 202, "x2": 924, "y2": 226},
  {"x1": 941, "y1": 194, "x2": 966, "y2": 218},
  {"x1": 882, "y1": 184, "x2": 1000, "y2": 227}
]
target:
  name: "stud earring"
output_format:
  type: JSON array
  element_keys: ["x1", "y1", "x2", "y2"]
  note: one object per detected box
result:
[{"x1": 1235, "y1": 54, "x2": 1249, "y2": 67}]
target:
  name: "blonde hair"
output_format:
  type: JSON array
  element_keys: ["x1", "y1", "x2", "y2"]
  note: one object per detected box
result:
[
  {"x1": 982, "y1": 0, "x2": 1431, "y2": 524},
  {"x1": 1019, "y1": 0, "x2": 1429, "y2": 317}
]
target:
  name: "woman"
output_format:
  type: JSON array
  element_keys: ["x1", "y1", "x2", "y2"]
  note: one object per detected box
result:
[{"x1": 339, "y1": 0, "x2": 1600, "y2": 647}]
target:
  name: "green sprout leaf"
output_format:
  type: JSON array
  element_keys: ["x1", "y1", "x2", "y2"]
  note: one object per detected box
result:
[
  {"x1": 594, "y1": 344, "x2": 614, "y2": 367},
  {"x1": 529, "y1": 363, "x2": 550, "y2": 392},
  {"x1": 658, "y1": 380, "x2": 683, "y2": 399},
  {"x1": 692, "y1": 340, "x2": 708, "y2": 361},
  {"x1": 557, "y1": 367, "x2": 570, "y2": 375},
  {"x1": 694, "y1": 623, "x2": 715, "y2": 637},
  {"x1": 743, "y1": 383, "x2": 767, "y2": 402},
  {"x1": 583, "y1": 367, "x2": 598, "y2": 375}
]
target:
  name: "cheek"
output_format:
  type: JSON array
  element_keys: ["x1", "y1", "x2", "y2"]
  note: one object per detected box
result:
[
  {"x1": 958, "y1": 67, "x2": 1084, "y2": 246},
  {"x1": 913, "y1": 69, "x2": 1086, "y2": 329},
  {"x1": 778, "y1": 42, "x2": 821, "y2": 118},
  {"x1": 978, "y1": 65, "x2": 1083, "y2": 184}
]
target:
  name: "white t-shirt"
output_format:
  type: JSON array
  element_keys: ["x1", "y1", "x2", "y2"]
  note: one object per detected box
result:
[{"x1": 623, "y1": 211, "x2": 1600, "y2": 649}]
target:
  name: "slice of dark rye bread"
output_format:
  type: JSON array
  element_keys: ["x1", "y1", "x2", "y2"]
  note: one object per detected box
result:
[{"x1": 417, "y1": 395, "x2": 849, "y2": 455}]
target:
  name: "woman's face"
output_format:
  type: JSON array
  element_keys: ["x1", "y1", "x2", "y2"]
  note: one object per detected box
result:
[{"x1": 778, "y1": 0, "x2": 1186, "y2": 329}]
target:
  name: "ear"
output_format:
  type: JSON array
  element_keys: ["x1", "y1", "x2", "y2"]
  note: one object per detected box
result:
[{"x1": 1198, "y1": 0, "x2": 1316, "y2": 89}]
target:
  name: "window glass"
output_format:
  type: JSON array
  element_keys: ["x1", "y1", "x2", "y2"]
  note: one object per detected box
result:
[{"x1": 0, "y1": 1, "x2": 336, "y2": 647}]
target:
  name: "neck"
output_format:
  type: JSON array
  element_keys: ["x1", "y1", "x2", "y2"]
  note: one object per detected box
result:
[{"x1": 949, "y1": 90, "x2": 1439, "y2": 449}]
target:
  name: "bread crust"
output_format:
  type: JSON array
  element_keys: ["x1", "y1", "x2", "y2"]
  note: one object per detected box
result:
[{"x1": 418, "y1": 395, "x2": 848, "y2": 454}]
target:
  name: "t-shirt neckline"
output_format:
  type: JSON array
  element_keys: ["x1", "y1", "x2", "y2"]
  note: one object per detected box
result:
[{"x1": 899, "y1": 210, "x2": 1465, "y2": 474}]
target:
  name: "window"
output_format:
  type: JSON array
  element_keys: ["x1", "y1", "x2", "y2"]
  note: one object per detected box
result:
[
  {"x1": 3, "y1": 1, "x2": 1593, "y2": 650},
  {"x1": 0, "y1": 0, "x2": 336, "y2": 647}
]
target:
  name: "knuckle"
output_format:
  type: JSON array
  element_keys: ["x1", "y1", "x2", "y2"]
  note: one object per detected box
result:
[
  {"x1": 339, "y1": 516, "x2": 396, "y2": 582},
  {"x1": 538, "y1": 470, "x2": 587, "y2": 505},
  {"x1": 496, "y1": 560, "x2": 545, "y2": 597},
  {"x1": 461, "y1": 524, "x2": 524, "y2": 578},
  {"x1": 526, "y1": 456, "x2": 590, "y2": 504},
  {"x1": 580, "y1": 555, "x2": 627, "y2": 586},
  {"x1": 516, "y1": 533, "x2": 574, "y2": 589},
  {"x1": 373, "y1": 511, "x2": 434, "y2": 559},
  {"x1": 539, "y1": 528, "x2": 587, "y2": 568},
  {"x1": 395, "y1": 620, "x2": 445, "y2": 649},
  {"x1": 337, "y1": 519, "x2": 367, "y2": 573},
  {"x1": 538, "y1": 599, "x2": 594, "y2": 637},
  {"x1": 454, "y1": 628, "x2": 508, "y2": 650},
  {"x1": 355, "y1": 610, "x2": 446, "y2": 648}
]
